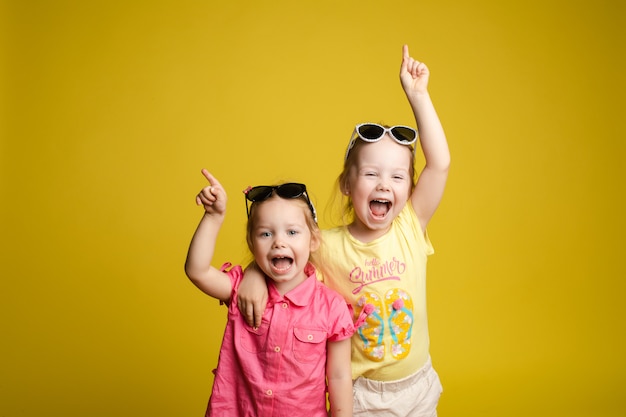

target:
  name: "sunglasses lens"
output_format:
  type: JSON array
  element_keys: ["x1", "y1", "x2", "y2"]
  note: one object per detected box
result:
[
  {"x1": 357, "y1": 124, "x2": 385, "y2": 140},
  {"x1": 276, "y1": 183, "x2": 305, "y2": 199},
  {"x1": 246, "y1": 186, "x2": 273, "y2": 202},
  {"x1": 244, "y1": 183, "x2": 316, "y2": 222},
  {"x1": 391, "y1": 126, "x2": 417, "y2": 143}
]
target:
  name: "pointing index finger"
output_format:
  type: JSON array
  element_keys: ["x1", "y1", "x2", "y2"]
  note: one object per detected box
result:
[{"x1": 200, "y1": 169, "x2": 222, "y2": 189}]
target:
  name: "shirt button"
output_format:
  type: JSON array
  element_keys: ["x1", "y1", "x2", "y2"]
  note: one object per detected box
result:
[
  {"x1": 282, "y1": 303, "x2": 288, "y2": 309},
  {"x1": 307, "y1": 334, "x2": 314, "y2": 341},
  {"x1": 274, "y1": 346, "x2": 281, "y2": 352},
  {"x1": 266, "y1": 389, "x2": 273, "y2": 396}
]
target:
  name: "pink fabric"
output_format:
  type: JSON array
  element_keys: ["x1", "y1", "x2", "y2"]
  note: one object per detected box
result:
[{"x1": 206, "y1": 263, "x2": 354, "y2": 417}]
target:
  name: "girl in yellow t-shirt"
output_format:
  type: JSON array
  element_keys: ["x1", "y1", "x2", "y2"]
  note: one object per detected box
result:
[{"x1": 239, "y1": 44, "x2": 450, "y2": 416}]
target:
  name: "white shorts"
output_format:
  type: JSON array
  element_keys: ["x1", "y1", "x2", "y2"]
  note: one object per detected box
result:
[{"x1": 352, "y1": 357, "x2": 443, "y2": 417}]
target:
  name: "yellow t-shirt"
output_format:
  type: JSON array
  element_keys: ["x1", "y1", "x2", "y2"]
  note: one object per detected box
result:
[{"x1": 316, "y1": 201, "x2": 434, "y2": 381}]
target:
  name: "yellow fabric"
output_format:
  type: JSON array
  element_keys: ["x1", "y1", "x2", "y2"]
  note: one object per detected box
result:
[{"x1": 316, "y1": 202, "x2": 434, "y2": 381}]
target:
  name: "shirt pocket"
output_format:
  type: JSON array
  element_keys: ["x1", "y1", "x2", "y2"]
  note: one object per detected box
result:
[
  {"x1": 292, "y1": 327, "x2": 327, "y2": 364},
  {"x1": 239, "y1": 320, "x2": 270, "y2": 354}
]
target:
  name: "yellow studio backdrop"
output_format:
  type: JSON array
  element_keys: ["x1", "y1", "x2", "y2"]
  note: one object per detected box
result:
[{"x1": 1, "y1": 0, "x2": 624, "y2": 416}]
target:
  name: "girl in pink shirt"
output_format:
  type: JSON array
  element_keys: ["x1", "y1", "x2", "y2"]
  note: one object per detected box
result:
[{"x1": 185, "y1": 170, "x2": 354, "y2": 417}]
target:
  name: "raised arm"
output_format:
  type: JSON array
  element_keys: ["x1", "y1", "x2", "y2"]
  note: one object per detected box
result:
[
  {"x1": 400, "y1": 44, "x2": 451, "y2": 231},
  {"x1": 184, "y1": 169, "x2": 233, "y2": 303}
]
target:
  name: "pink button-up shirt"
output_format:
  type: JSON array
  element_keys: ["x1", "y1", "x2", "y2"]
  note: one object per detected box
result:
[{"x1": 206, "y1": 263, "x2": 354, "y2": 417}]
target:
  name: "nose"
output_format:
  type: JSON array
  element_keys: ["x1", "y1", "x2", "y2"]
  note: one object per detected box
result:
[
  {"x1": 376, "y1": 178, "x2": 390, "y2": 191},
  {"x1": 272, "y1": 237, "x2": 287, "y2": 248}
]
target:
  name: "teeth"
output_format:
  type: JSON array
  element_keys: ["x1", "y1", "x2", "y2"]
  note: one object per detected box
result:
[
  {"x1": 272, "y1": 256, "x2": 293, "y2": 270},
  {"x1": 370, "y1": 200, "x2": 391, "y2": 217}
]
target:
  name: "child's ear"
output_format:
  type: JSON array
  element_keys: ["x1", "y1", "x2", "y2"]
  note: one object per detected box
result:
[{"x1": 309, "y1": 231, "x2": 321, "y2": 252}]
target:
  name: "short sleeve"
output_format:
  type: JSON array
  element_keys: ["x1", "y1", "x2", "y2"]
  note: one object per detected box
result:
[
  {"x1": 326, "y1": 293, "x2": 355, "y2": 342},
  {"x1": 219, "y1": 263, "x2": 244, "y2": 308}
]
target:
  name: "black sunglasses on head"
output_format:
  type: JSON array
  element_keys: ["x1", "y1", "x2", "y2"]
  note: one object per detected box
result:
[{"x1": 243, "y1": 183, "x2": 317, "y2": 223}]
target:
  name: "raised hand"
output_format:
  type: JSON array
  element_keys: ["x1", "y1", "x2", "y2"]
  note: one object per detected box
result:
[
  {"x1": 185, "y1": 169, "x2": 232, "y2": 301},
  {"x1": 400, "y1": 44, "x2": 430, "y2": 96},
  {"x1": 196, "y1": 169, "x2": 227, "y2": 216}
]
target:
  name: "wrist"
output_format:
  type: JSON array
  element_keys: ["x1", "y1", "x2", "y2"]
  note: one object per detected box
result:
[
  {"x1": 203, "y1": 211, "x2": 226, "y2": 223},
  {"x1": 407, "y1": 89, "x2": 430, "y2": 100}
]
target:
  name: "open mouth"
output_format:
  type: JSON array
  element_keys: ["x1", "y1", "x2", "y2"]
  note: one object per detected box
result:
[
  {"x1": 370, "y1": 200, "x2": 391, "y2": 218},
  {"x1": 271, "y1": 256, "x2": 294, "y2": 272}
]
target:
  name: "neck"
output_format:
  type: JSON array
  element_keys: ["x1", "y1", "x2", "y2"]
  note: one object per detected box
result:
[{"x1": 347, "y1": 222, "x2": 390, "y2": 243}]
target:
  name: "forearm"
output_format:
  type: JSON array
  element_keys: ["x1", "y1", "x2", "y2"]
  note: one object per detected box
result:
[
  {"x1": 327, "y1": 375, "x2": 353, "y2": 417},
  {"x1": 327, "y1": 339, "x2": 353, "y2": 416},
  {"x1": 408, "y1": 91, "x2": 450, "y2": 171},
  {"x1": 238, "y1": 263, "x2": 269, "y2": 327}
]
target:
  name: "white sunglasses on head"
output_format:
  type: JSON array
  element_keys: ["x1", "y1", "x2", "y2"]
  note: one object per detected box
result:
[{"x1": 345, "y1": 123, "x2": 418, "y2": 161}]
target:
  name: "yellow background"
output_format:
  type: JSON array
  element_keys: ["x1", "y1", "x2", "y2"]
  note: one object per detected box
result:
[{"x1": 2, "y1": 1, "x2": 624, "y2": 416}]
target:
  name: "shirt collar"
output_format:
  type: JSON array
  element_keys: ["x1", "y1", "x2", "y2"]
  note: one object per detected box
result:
[{"x1": 267, "y1": 263, "x2": 317, "y2": 307}]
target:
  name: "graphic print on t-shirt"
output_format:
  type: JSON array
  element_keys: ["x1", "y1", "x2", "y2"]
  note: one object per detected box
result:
[
  {"x1": 350, "y1": 257, "x2": 414, "y2": 361},
  {"x1": 348, "y1": 256, "x2": 406, "y2": 294}
]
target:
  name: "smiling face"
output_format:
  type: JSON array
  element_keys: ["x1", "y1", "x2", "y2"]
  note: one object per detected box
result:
[
  {"x1": 247, "y1": 196, "x2": 320, "y2": 294},
  {"x1": 342, "y1": 135, "x2": 413, "y2": 242}
]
